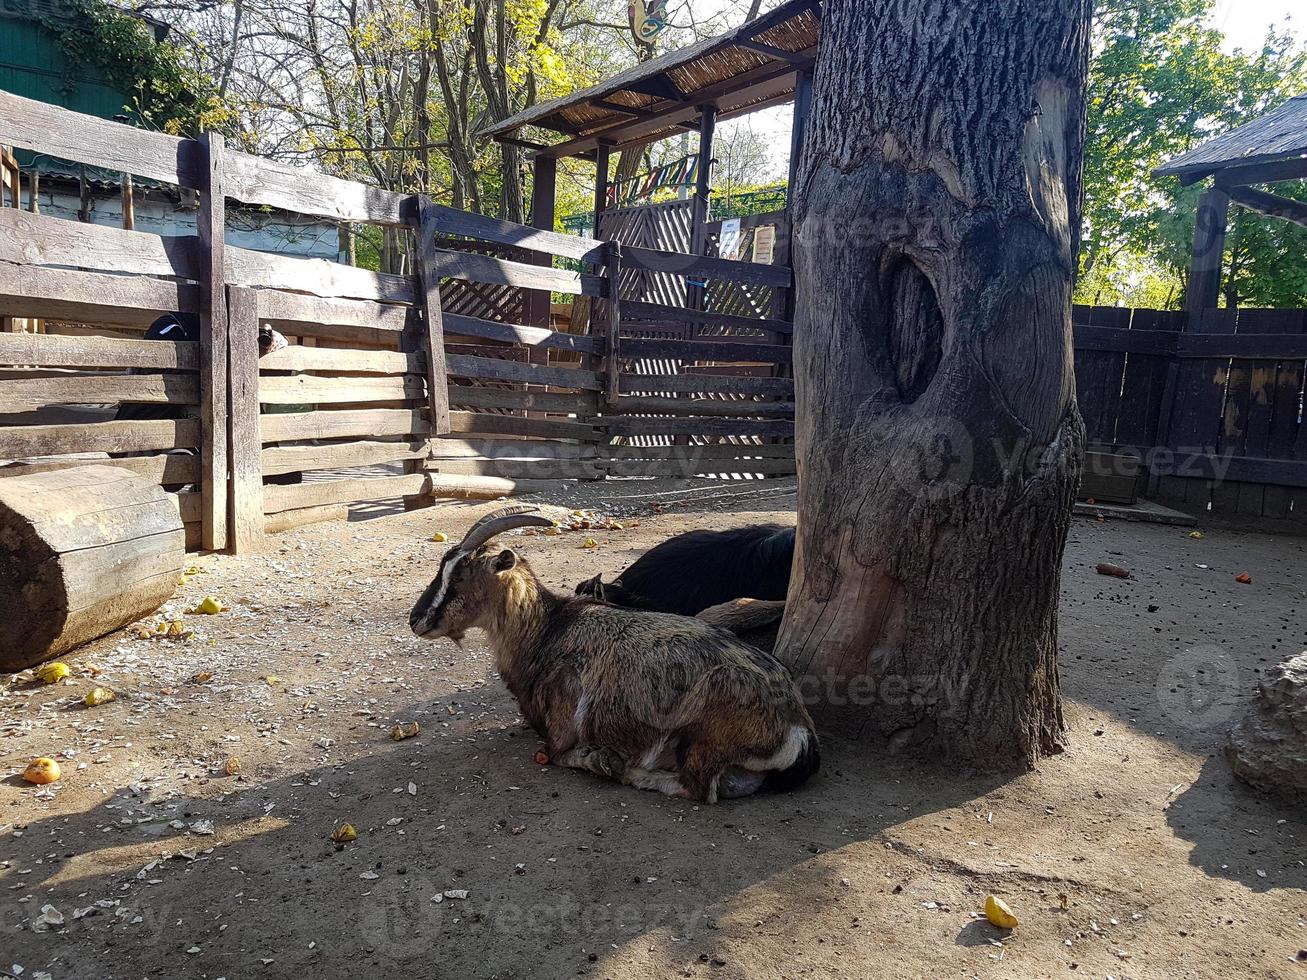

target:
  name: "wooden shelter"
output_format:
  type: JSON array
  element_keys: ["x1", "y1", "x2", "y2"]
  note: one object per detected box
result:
[
  {"x1": 1155, "y1": 93, "x2": 1307, "y2": 311},
  {"x1": 483, "y1": 0, "x2": 820, "y2": 263}
]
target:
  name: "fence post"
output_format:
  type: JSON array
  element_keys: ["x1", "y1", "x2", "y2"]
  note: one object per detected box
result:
[
  {"x1": 226, "y1": 285, "x2": 264, "y2": 553},
  {"x1": 604, "y1": 240, "x2": 622, "y2": 408},
  {"x1": 197, "y1": 132, "x2": 229, "y2": 551},
  {"x1": 413, "y1": 196, "x2": 451, "y2": 438}
]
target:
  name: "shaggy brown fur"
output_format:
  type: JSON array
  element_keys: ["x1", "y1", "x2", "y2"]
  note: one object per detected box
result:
[
  {"x1": 410, "y1": 541, "x2": 818, "y2": 804},
  {"x1": 696, "y1": 598, "x2": 787, "y2": 653}
]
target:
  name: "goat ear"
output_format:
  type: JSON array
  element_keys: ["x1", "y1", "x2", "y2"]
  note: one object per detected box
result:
[{"x1": 493, "y1": 549, "x2": 518, "y2": 572}]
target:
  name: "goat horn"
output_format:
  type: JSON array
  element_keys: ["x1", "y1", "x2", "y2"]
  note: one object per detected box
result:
[{"x1": 458, "y1": 505, "x2": 554, "y2": 552}]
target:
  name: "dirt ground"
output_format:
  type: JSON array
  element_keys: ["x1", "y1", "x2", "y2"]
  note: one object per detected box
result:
[{"x1": 3, "y1": 478, "x2": 1306, "y2": 980}]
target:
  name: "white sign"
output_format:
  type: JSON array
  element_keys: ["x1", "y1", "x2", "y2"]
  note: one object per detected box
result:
[
  {"x1": 719, "y1": 218, "x2": 742, "y2": 261},
  {"x1": 752, "y1": 224, "x2": 776, "y2": 265}
]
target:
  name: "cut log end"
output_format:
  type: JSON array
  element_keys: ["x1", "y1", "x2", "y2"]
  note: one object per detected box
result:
[{"x1": 0, "y1": 465, "x2": 183, "y2": 672}]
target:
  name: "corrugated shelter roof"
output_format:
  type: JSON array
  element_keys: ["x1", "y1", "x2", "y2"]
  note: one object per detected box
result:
[
  {"x1": 483, "y1": 0, "x2": 820, "y2": 158},
  {"x1": 1155, "y1": 93, "x2": 1307, "y2": 180}
]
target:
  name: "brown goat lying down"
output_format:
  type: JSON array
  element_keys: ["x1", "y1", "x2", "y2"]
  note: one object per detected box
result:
[{"x1": 409, "y1": 507, "x2": 818, "y2": 804}]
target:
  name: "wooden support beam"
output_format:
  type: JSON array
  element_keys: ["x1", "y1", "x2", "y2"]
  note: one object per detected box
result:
[
  {"x1": 120, "y1": 173, "x2": 135, "y2": 230},
  {"x1": 604, "y1": 240, "x2": 623, "y2": 406},
  {"x1": 1189, "y1": 156, "x2": 1307, "y2": 187},
  {"x1": 225, "y1": 286, "x2": 264, "y2": 554},
  {"x1": 527, "y1": 155, "x2": 559, "y2": 330},
  {"x1": 197, "y1": 132, "x2": 229, "y2": 551},
  {"x1": 737, "y1": 39, "x2": 806, "y2": 65},
  {"x1": 1225, "y1": 184, "x2": 1307, "y2": 229},
  {"x1": 788, "y1": 68, "x2": 813, "y2": 198},
  {"x1": 1184, "y1": 187, "x2": 1229, "y2": 312},
  {"x1": 591, "y1": 98, "x2": 659, "y2": 120},
  {"x1": 593, "y1": 143, "x2": 611, "y2": 225},
  {"x1": 690, "y1": 105, "x2": 717, "y2": 312}
]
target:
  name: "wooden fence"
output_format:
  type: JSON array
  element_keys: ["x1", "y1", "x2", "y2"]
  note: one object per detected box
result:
[
  {"x1": 1073, "y1": 304, "x2": 1307, "y2": 523},
  {"x1": 0, "y1": 94, "x2": 798, "y2": 554}
]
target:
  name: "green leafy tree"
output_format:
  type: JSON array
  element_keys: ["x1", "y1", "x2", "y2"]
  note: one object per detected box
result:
[{"x1": 1080, "y1": 0, "x2": 1307, "y2": 307}]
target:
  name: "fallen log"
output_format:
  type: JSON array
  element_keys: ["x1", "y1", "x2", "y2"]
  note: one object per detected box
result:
[{"x1": 0, "y1": 465, "x2": 184, "y2": 672}]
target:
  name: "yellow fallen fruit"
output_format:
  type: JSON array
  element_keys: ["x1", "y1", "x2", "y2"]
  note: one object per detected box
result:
[
  {"x1": 224, "y1": 757, "x2": 241, "y2": 776},
  {"x1": 984, "y1": 894, "x2": 1018, "y2": 929},
  {"x1": 544, "y1": 526, "x2": 561, "y2": 536},
  {"x1": 581, "y1": 537, "x2": 598, "y2": 549},
  {"x1": 193, "y1": 596, "x2": 225, "y2": 615},
  {"x1": 390, "y1": 722, "x2": 421, "y2": 741},
  {"x1": 35, "y1": 662, "x2": 71, "y2": 684},
  {"x1": 331, "y1": 822, "x2": 358, "y2": 843},
  {"x1": 1189, "y1": 530, "x2": 1205, "y2": 539},
  {"x1": 191, "y1": 670, "x2": 214, "y2": 684},
  {"x1": 431, "y1": 531, "x2": 448, "y2": 542},
  {"x1": 264, "y1": 675, "x2": 280, "y2": 686},
  {"x1": 84, "y1": 687, "x2": 115, "y2": 707},
  {"x1": 23, "y1": 758, "x2": 61, "y2": 785}
]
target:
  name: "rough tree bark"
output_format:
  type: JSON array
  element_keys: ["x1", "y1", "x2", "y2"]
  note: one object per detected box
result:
[{"x1": 777, "y1": 0, "x2": 1091, "y2": 767}]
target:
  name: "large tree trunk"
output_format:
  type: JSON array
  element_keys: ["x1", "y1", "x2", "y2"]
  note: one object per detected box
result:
[{"x1": 777, "y1": 0, "x2": 1091, "y2": 767}]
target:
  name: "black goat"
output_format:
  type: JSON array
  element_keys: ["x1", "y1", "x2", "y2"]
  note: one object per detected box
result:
[{"x1": 576, "y1": 523, "x2": 795, "y2": 617}]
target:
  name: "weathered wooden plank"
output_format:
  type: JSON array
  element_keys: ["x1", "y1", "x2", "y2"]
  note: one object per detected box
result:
[
  {"x1": 611, "y1": 395, "x2": 794, "y2": 418},
  {"x1": 259, "y1": 408, "x2": 429, "y2": 443},
  {"x1": 0, "y1": 451, "x2": 199, "y2": 485},
  {"x1": 430, "y1": 437, "x2": 597, "y2": 461},
  {"x1": 1176, "y1": 333, "x2": 1307, "y2": 359},
  {"x1": 1072, "y1": 324, "x2": 1178, "y2": 356},
  {"x1": 413, "y1": 200, "x2": 453, "y2": 437},
  {"x1": 605, "y1": 242, "x2": 623, "y2": 405},
  {"x1": 442, "y1": 312, "x2": 599, "y2": 353},
  {"x1": 1225, "y1": 184, "x2": 1307, "y2": 230},
  {"x1": 0, "y1": 374, "x2": 197, "y2": 412},
  {"x1": 598, "y1": 444, "x2": 795, "y2": 461},
  {"x1": 258, "y1": 374, "x2": 426, "y2": 405},
  {"x1": 603, "y1": 457, "x2": 797, "y2": 478},
  {"x1": 225, "y1": 287, "x2": 264, "y2": 554},
  {"x1": 0, "y1": 207, "x2": 198, "y2": 279},
  {"x1": 226, "y1": 247, "x2": 417, "y2": 304},
  {"x1": 262, "y1": 439, "x2": 429, "y2": 476},
  {"x1": 1165, "y1": 308, "x2": 1233, "y2": 454},
  {"x1": 622, "y1": 245, "x2": 792, "y2": 288},
  {"x1": 265, "y1": 503, "x2": 349, "y2": 534},
  {"x1": 0, "y1": 264, "x2": 201, "y2": 325},
  {"x1": 0, "y1": 91, "x2": 205, "y2": 189},
  {"x1": 1110, "y1": 309, "x2": 1183, "y2": 451},
  {"x1": 423, "y1": 247, "x2": 606, "y2": 298},
  {"x1": 1155, "y1": 452, "x2": 1307, "y2": 488},
  {"x1": 223, "y1": 150, "x2": 410, "y2": 225},
  {"x1": 262, "y1": 473, "x2": 430, "y2": 514},
  {"x1": 258, "y1": 345, "x2": 417, "y2": 375},
  {"x1": 198, "y1": 132, "x2": 229, "y2": 552},
  {"x1": 622, "y1": 300, "x2": 793, "y2": 334},
  {"x1": 418, "y1": 201, "x2": 606, "y2": 264},
  {"x1": 447, "y1": 411, "x2": 599, "y2": 442},
  {"x1": 445, "y1": 353, "x2": 603, "y2": 391},
  {"x1": 618, "y1": 337, "x2": 793, "y2": 363},
  {"x1": 425, "y1": 457, "x2": 602, "y2": 481},
  {"x1": 254, "y1": 290, "x2": 410, "y2": 332},
  {"x1": 618, "y1": 373, "x2": 793, "y2": 397},
  {"x1": 0, "y1": 332, "x2": 198, "y2": 371},
  {"x1": 602, "y1": 416, "x2": 795, "y2": 437},
  {"x1": 447, "y1": 384, "x2": 599, "y2": 416},
  {"x1": 0, "y1": 419, "x2": 201, "y2": 457},
  {"x1": 426, "y1": 472, "x2": 568, "y2": 500}
]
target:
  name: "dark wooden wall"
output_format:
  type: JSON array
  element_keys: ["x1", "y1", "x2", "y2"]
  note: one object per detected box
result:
[{"x1": 1073, "y1": 303, "x2": 1307, "y2": 524}]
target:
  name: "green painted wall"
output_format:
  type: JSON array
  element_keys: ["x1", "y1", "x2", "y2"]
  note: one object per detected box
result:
[{"x1": 0, "y1": 14, "x2": 132, "y2": 119}]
